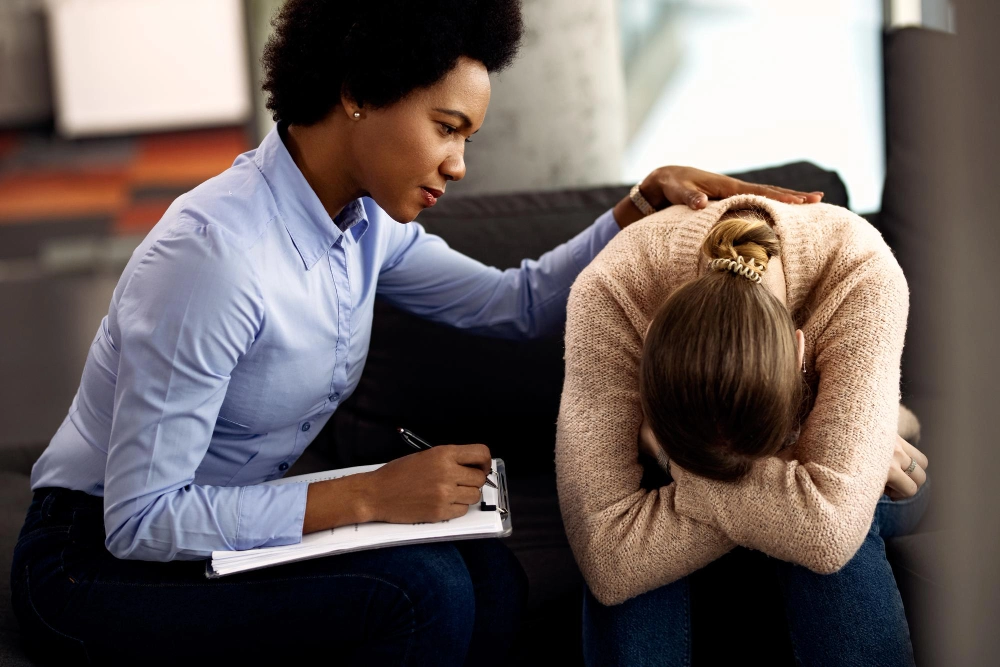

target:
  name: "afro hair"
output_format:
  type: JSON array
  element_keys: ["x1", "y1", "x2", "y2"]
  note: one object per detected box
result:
[{"x1": 261, "y1": 0, "x2": 524, "y2": 126}]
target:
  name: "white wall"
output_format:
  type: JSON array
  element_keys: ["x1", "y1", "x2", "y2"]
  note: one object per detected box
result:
[
  {"x1": 47, "y1": 0, "x2": 251, "y2": 137},
  {"x1": 887, "y1": 0, "x2": 923, "y2": 27}
]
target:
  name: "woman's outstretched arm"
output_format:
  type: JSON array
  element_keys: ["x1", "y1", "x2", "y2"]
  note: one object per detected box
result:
[
  {"x1": 556, "y1": 265, "x2": 735, "y2": 607},
  {"x1": 670, "y1": 257, "x2": 909, "y2": 574}
]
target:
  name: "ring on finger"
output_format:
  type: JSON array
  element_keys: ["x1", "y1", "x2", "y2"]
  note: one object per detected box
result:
[{"x1": 904, "y1": 456, "x2": 918, "y2": 476}]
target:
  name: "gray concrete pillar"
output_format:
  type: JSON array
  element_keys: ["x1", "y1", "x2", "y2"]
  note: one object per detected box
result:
[
  {"x1": 460, "y1": 0, "x2": 627, "y2": 194},
  {"x1": 248, "y1": 0, "x2": 627, "y2": 194}
]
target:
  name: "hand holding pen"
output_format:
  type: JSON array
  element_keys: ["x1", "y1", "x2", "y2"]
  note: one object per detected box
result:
[
  {"x1": 398, "y1": 428, "x2": 497, "y2": 489},
  {"x1": 302, "y1": 430, "x2": 495, "y2": 532},
  {"x1": 345, "y1": 436, "x2": 492, "y2": 524}
]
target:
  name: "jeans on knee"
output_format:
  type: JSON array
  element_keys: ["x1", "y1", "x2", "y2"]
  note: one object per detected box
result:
[
  {"x1": 11, "y1": 487, "x2": 527, "y2": 666},
  {"x1": 583, "y1": 576, "x2": 691, "y2": 667},
  {"x1": 774, "y1": 516, "x2": 914, "y2": 667},
  {"x1": 581, "y1": 482, "x2": 929, "y2": 667}
]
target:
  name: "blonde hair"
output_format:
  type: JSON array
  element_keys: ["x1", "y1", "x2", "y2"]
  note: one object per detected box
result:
[
  {"x1": 638, "y1": 208, "x2": 803, "y2": 482},
  {"x1": 703, "y1": 209, "x2": 780, "y2": 271}
]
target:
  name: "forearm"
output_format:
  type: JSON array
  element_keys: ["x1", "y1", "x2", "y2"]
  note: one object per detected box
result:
[
  {"x1": 672, "y1": 453, "x2": 889, "y2": 573},
  {"x1": 670, "y1": 381, "x2": 903, "y2": 570},
  {"x1": 612, "y1": 175, "x2": 671, "y2": 229},
  {"x1": 613, "y1": 194, "x2": 647, "y2": 229},
  {"x1": 561, "y1": 480, "x2": 736, "y2": 605},
  {"x1": 302, "y1": 473, "x2": 375, "y2": 534}
]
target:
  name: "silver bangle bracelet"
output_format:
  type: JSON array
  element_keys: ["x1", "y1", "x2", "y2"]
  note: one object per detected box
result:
[{"x1": 629, "y1": 183, "x2": 657, "y2": 217}]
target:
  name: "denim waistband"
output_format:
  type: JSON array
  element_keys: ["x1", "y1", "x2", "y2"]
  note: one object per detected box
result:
[
  {"x1": 18, "y1": 488, "x2": 105, "y2": 547},
  {"x1": 31, "y1": 487, "x2": 104, "y2": 522}
]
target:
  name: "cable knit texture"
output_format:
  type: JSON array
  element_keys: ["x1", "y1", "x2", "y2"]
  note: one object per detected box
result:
[{"x1": 555, "y1": 195, "x2": 909, "y2": 605}]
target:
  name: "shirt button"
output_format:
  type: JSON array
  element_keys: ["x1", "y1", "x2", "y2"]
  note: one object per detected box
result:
[
  {"x1": 329, "y1": 393, "x2": 340, "y2": 402},
  {"x1": 278, "y1": 462, "x2": 289, "y2": 472},
  {"x1": 301, "y1": 422, "x2": 311, "y2": 432}
]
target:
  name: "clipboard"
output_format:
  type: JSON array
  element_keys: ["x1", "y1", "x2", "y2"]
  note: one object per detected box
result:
[{"x1": 206, "y1": 458, "x2": 512, "y2": 578}]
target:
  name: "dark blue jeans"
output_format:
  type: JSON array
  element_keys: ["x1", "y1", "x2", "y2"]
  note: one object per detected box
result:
[
  {"x1": 583, "y1": 482, "x2": 931, "y2": 667},
  {"x1": 10, "y1": 487, "x2": 527, "y2": 666}
]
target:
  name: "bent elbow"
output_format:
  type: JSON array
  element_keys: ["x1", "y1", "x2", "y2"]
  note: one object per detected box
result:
[
  {"x1": 105, "y1": 531, "x2": 175, "y2": 562},
  {"x1": 804, "y1": 553, "x2": 850, "y2": 576},
  {"x1": 576, "y1": 543, "x2": 685, "y2": 608},
  {"x1": 583, "y1": 573, "x2": 632, "y2": 607},
  {"x1": 583, "y1": 566, "x2": 684, "y2": 607},
  {"x1": 104, "y1": 528, "x2": 142, "y2": 561},
  {"x1": 104, "y1": 523, "x2": 145, "y2": 561},
  {"x1": 104, "y1": 512, "x2": 172, "y2": 562},
  {"x1": 800, "y1": 521, "x2": 872, "y2": 575},
  {"x1": 572, "y1": 542, "x2": 633, "y2": 607}
]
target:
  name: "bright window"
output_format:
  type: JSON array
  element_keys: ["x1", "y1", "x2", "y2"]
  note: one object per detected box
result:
[{"x1": 620, "y1": 0, "x2": 885, "y2": 212}]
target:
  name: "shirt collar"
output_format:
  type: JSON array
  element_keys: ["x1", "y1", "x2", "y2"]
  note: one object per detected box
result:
[
  {"x1": 334, "y1": 197, "x2": 369, "y2": 239},
  {"x1": 254, "y1": 124, "x2": 369, "y2": 269}
]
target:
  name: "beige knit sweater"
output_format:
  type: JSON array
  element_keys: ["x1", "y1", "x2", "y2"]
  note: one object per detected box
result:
[{"x1": 555, "y1": 195, "x2": 909, "y2": 606}]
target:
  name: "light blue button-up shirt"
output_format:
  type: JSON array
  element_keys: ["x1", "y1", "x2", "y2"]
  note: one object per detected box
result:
[{"x1": 30, "y1": 125, "x2": 620, "y2": 562}]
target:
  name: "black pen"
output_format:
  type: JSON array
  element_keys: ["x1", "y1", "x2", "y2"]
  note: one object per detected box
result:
[{"x1": 397, "y1": 427, "x2": 498, "y2": 489}]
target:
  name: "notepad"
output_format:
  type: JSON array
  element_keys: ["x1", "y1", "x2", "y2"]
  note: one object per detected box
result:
[{"x1": 206, "y1": 458, "x2": 511, "y2": 578}]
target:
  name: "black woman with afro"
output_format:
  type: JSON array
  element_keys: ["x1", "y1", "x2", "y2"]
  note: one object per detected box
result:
[{"x1": 11, "y1": 1, "x2": 824, "y2": 664}]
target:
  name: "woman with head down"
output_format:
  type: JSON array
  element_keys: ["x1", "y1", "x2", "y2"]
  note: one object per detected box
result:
[{"x1": 556, "y1": 195, "x2": 929, "y2": 666}]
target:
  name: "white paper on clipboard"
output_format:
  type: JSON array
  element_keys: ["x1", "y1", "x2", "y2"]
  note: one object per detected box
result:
[{"x1": 207, "y1": 458, "x2": 511, "y2": 578}]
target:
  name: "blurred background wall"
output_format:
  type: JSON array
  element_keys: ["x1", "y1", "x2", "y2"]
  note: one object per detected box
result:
[
  {"x1": 47, "y1": 0, "x2": 251, "y2": 136},
  {"x1": 0, "y1": 0, "x2": 965, "y2": 443},
  {"x1": 0, "y1": 0, "x2": 952, "y2": 444}
]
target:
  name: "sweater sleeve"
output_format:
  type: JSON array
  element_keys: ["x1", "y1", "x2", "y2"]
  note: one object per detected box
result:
[
  {"x1": 672, "y1": 257, "x2": 909, "y2": 574},
  {"x1": 556, "y1": 268, "x2": 735, "y2": 607}
]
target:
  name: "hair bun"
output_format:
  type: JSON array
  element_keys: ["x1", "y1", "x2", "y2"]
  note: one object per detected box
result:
[{"x1": 701, "y1": 209, "x2": 780, "y2": 273}]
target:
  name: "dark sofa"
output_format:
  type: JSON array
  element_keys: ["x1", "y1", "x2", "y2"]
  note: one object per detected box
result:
[{"x1": 0, "y1": 27, "x2": 949, "y2": 667}]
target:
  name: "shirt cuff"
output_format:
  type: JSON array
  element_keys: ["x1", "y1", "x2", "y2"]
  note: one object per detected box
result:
[
  {"x1": 568, "y1": 208, "x2": 621, "y2": 273},
  {"x1": 233, "y1": 481, "x2": 309, "y2": 551}
]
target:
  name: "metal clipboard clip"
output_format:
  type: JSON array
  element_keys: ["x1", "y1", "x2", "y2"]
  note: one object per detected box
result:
[{"x1": 479, "y1": 459, "x2": 512, "y2": 536}]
